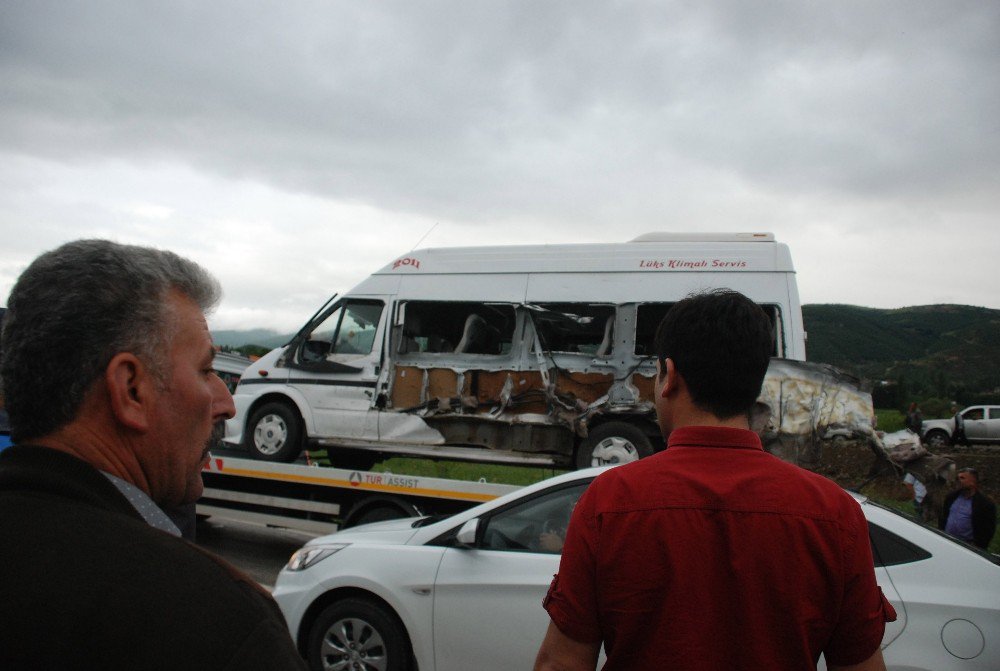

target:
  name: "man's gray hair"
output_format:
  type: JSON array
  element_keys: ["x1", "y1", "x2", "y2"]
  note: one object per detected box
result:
[{"x1": 0, "y1": 239, "x2": 221, "y2": 442}]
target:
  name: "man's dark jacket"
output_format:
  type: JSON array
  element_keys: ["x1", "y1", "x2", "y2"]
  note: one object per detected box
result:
[
  {"x1": 939, "y1": 488, "x2": 997, "y2": 550},
  {"x1": 0, "y1": 446, "x2": 307, "y2": 670}
]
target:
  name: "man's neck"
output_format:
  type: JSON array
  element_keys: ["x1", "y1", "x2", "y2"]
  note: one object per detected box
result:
[
  {"x1": 33, "y1": 421, "x2": 149, "y2": 495},
  {"x1": 671, "y1": 406, "x2": 750, "y2": 431}
]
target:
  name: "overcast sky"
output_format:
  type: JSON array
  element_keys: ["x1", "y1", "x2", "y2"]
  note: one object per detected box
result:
[{"x1": 1, "y1": 1, "x2": 997, "y2": 332}]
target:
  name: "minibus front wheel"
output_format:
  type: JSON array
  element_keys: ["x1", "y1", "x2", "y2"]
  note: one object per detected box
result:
[{"x1": 246, "y1": 401, "x2": 304, "y2": 462}]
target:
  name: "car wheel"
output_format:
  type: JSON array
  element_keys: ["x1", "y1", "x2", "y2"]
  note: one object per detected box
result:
[
  {"x1": 245, "y1": 401, "x2": 303, "y2": 462},
  {"x1": 307, "y1": 597, "x2": 412, "y2": 671},
  {"x1": 924, "y1": 430, "x2": 950, "y2": 450},
  {"x1": 576, "y1": 421, "x2": 654, "y2": 469}
]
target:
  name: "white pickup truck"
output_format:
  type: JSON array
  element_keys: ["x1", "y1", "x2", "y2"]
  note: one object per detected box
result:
[{"x1": 921, "y1": 405, "x2": 1000, "y2": 448}]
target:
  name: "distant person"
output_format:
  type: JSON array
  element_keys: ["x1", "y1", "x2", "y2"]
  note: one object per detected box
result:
[
  {"x1": 953, "y1": 409, "x2": 968, "y2": 446},
  {"x1": 940, "y1": 467, "x2": 997, "y2": 550},
  {"x1": 902, "y1": 471, "x2": 929, "y2": 520},
  {"x1": 904, "y1": 402, "x2": 923, "y2": 436},
  {"x1": 0, "y1": 240, "x2": 306, "y2": 670},
  {"x1": 534, "y1": 289, "x2": 895, "y2": 671}
]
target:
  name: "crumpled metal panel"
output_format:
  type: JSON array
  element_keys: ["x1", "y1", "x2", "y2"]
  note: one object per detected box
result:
[
  {"x1": 385, "y1": 356, "x2": 880, "y2": 464},
  {"x1": 757, "y1": 359, "x2": 877, "y2": 467}
]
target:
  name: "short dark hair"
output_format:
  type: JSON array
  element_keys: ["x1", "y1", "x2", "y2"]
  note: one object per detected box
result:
[
  {"x1": 1, "y1": 239, "x2": 220, "y2": 442},
  {"x1": 654, "y1": 289, "x2": 773, "y2": 419}
]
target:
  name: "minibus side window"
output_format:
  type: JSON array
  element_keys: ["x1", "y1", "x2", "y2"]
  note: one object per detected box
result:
[
  {"x1": 634, "y1": 302, "x2": 783, "y2": 357},
  {"x1": 634, "y1": 303, "x2": 674, "y2": 356},
  {"x1": 528, "y1": 303, "x2": 616, "y2": 356},
  {"x1": 398, "y1": 301, "x2": 515, "y2": 356}
]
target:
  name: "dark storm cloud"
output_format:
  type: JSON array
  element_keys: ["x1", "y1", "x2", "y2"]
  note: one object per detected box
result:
[{"x1": 2, "y1": 1, "x2": 997, "y2": 226}]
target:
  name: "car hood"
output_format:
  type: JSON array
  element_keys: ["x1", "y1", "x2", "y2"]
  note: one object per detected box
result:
[{"x1": 307, "y1": 516, "x2": 426, "y2": 547}]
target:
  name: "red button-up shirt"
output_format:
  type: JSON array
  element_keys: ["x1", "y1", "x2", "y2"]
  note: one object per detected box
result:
[{"x1": 543, "y1": 426, "x2": 895, "y2": 670}]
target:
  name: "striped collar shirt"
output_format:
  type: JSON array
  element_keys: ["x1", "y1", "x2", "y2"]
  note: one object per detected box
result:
[{"x1": 102, "y1": 472, "x2": 181, "y2": 537}]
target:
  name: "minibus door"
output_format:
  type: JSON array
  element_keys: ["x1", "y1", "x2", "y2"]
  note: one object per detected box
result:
[{"x1": 285, "y1": 297, "x2": 387, "y2": 441}]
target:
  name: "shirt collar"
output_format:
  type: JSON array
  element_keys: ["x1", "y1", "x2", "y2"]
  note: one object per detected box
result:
[
  {"x1": 102, "y1": 472, "x2": 181, "y2": 537},
  {"x1": 666, "y1": 425, "x2": 764, "y2": 451}
]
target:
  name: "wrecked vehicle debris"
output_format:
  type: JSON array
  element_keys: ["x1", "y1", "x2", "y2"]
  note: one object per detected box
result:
[
  {"x1": 756, "y1": 359, "x2": 882, "y2": 469},
  {"x1": 223, "y1": 234, "x2": 876, "y2": 471}
]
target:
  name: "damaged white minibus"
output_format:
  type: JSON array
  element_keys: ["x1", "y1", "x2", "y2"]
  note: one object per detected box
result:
[{"x1": 224, "y1": 233, "x2": 820, "y2": 469}]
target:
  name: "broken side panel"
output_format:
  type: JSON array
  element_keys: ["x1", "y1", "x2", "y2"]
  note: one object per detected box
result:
[
  {"x1": 388, "y1": 366, "x2": 616, "y2": 447},
  {"x1": 385, "y1": 299, "x2": 640, "y2": 458},
  {"x1": 758, "y1": 358, "x2": 879, "y2": 468},
  {"x1": 381, "y1": 298, "x2": 870, "y2": 470}
]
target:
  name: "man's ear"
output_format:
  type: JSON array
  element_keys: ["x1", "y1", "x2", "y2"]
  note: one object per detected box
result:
[
  {"x1": 659, "y1": 357, "x2": 681, "y2": 399},
  {"x1": 105, "y1": 352, "x2": 154, "y2": 432}
]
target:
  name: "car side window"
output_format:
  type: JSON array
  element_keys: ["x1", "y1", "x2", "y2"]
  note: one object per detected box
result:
[
  {"x1": 869, "y1": 521, "x2": 931, "y2": 567},
  {"x1": 964, "y1": 408, "x2": 984, "y2": 421},
  {"x1": 478, "y1": 482, "x2": 589, "y2": 555}
]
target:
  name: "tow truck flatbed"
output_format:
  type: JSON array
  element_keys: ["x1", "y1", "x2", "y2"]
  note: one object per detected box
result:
[{"x1": 198, "y1": 451, "x2": 521, "y2": 534}]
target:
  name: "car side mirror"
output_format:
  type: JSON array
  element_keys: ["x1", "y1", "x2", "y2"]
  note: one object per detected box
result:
[{"x1": 456, "y1": 518, "x2": 480, "y2": 547}]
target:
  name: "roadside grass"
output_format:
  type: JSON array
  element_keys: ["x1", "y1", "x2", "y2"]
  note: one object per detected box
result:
[{"x1": 874, "y1": 408, "x2": 904, "y2": 433}]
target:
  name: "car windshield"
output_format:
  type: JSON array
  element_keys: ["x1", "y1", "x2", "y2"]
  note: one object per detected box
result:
[{"x1": 864, "y1": 499, "x2": 1000, "y2": 566}]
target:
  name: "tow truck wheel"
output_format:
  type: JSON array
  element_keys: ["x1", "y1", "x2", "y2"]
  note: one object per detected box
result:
[
  {"x1": 307, "y1": 597, "x2": 412, "y2": 671},
  {"x1": 343, "y1": 498, "x2": 420, "y2": 528},
  {"x1": 576, "y1": 421, "x2": 654, "y2": 469},
  {"x1": 246, "y1": 402, "x2": 303, "y2": 462}
]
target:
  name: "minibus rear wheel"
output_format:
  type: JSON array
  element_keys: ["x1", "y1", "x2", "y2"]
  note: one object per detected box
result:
[{"x1": 576, "y1": 421, "x2": 653, "y2": 469}]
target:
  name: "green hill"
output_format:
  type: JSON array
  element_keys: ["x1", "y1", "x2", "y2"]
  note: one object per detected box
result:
[
  {"x1": 803, "y1": 304, "x2": 1000, "y2": 408},
  {"x1": 213, "y1": 329, "x2": 290, "y2": 350}
]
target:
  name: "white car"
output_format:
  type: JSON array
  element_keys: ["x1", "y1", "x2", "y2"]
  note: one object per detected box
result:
[{"x1": 273, "y1": 468, "x2": 1000, "y2": 671}]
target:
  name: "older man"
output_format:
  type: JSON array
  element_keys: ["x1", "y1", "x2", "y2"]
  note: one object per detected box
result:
[
  {"x1": 940, "y1": 467, "x2": 997, "y2": 549},
  {"x1": 534, "y1": 289, "x2": 895, "y2": 671},
  {"x1": 0, "y1": 240, "x2": 305, "y2": 670}
]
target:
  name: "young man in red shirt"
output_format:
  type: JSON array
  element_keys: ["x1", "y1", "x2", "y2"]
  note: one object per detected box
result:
[{"x1": 534, "y1": 289, "x2": 895, "y2": 671}]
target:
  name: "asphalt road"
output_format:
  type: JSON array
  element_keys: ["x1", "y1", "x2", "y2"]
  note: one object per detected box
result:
[{"x1": 195, "y1": 516, "x2": 319, "y2": 589}]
